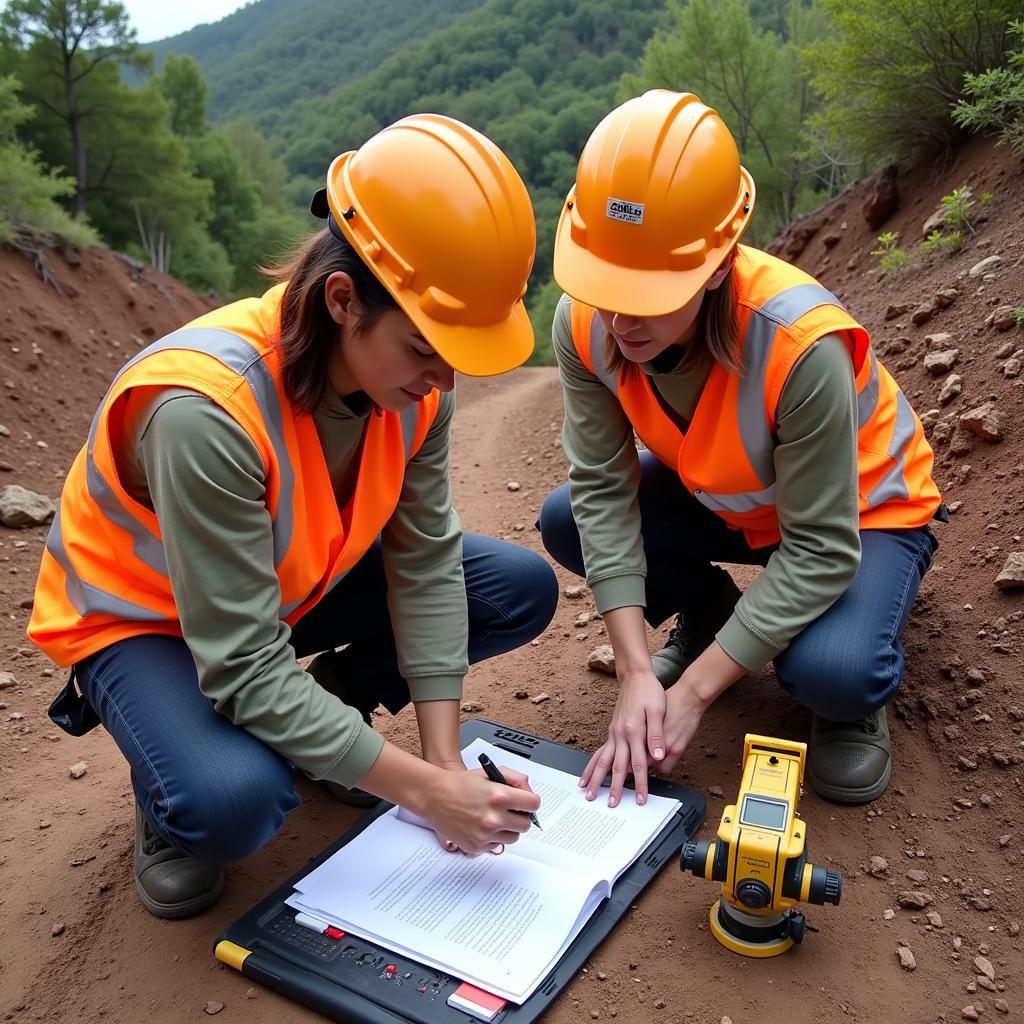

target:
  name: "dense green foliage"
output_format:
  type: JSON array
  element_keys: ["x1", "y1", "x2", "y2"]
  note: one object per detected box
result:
[
  {"x1": 954, "y1": 20, "x2": 1024, "y2": 154},
  {"x1": 146, "y1": 0, "x2": 487, "y2": 138},
  {"x1": 4, "y1": 0, "x2": 1023, "y2": 366},
  {"x1": 0, "y1": 73, "x2": 96, "y2": 245},
  {"x1": 804, "y1": 0, "x2": 1020, "y2": 161}
]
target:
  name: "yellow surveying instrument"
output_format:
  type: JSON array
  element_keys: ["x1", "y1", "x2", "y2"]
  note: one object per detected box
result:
[{"x1": 680, "y1": 734, "x2": 842, "y2": 957}]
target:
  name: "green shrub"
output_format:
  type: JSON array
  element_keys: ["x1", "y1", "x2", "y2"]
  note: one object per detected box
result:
[
  {"x1": 940, "y1": 186, "x2": 977, "y2": 235},
  {"x1": 805, "y1": 1, "x2": 1020, "y2": 162},
  {"x1": 1013, "y1": 307, "x2": 1024, "y2": 328},
  {"x1": 870, "y1": 231, "x2": 910, "y2": 276},
  {"x1": 954, "y1": 19, "x2": 1024, "y2": 152},
  {"x1": 0, "y1": 75, "x2": 96, "y2": 247}
]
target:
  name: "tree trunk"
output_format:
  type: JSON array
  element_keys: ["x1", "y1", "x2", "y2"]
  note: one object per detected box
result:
[{"x1": 64, "y1": 53, "x2": 87, "y2": 218}]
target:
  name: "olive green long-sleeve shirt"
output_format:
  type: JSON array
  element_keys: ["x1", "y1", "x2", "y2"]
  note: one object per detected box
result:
[
  {"x1": 553, "y1": 293, "x2": 863, "y2": 672},
  {"x1": 120, "y1": 384, "x2": 466, "y2": 788}
]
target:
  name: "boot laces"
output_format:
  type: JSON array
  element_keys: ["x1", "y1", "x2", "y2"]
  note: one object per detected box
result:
[
  {"x1": 142, "y1": 820, "x2": 172, "y2": 857},
  {"x1": 817, "y1": 711, "x2": 880, "y2": 736}
]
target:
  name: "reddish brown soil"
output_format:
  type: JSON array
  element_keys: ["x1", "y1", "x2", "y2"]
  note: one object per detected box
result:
[{"x1": 1, "y1": 135, "x2": 1022, "y2": 1024}]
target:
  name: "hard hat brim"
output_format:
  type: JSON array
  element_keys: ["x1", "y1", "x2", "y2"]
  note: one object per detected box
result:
[
  {"x1": 553, "y1": 217, "x2": 740, "y2": 318},
  {"x1": 406, "y1": 297, "x2": 535, "y2": 377}
]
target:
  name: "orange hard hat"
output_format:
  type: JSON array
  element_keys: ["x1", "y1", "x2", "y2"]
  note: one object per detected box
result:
[
  {"x1": 553, "y1": 90, "x2": 755, "y2": 317},
  {"x1": 319, "y1": 113, "x2": 536, "y2": 376}
]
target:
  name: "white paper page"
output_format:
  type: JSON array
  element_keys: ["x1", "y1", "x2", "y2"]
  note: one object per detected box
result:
[
  {"x1": 285, "y1": 810, "x2": 599, "y2": 1003},
  {"x1": 459, "y1": 738, "x2": 680, "y2": 884}
]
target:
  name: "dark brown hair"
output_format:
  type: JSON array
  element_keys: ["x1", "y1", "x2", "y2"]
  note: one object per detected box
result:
[
  {"x1": 604, "y1": 267, "x2": 741, "y2": 378},
  {"x1": 264, "y1": 228, "x2": 399, "y2": 414}
]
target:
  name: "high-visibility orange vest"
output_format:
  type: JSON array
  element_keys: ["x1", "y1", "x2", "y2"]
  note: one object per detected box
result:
[
  {"x1": 569, "y1": 245, "x2": 941, "y2": 549},
  {"x1": 29, "y1": 283, "x2": 440, "y2": 667}
]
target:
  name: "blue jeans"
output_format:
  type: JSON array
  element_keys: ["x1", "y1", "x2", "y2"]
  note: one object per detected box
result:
[
  {"x1": 58, "y1": 534, "x2": 558, "y2": 863},
  {"x1": 538, "y1": 452, "x2": 938, "y2": 722}
]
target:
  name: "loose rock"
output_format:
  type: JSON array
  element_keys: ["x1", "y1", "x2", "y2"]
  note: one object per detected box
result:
[
  {"x1": 911, "y1": 304, "x2": 933, "y2": 327},
  {"x1": 962, "y1": 1007, "x2": 979, "y2": 1021},
  {"x1": 975, "y1": 956, "x2": 995, "y2": 981},
  {"x1": 924, "y1": 349, "x2": 960, "y2": 375},
  {"x1": 939, "y1": 373, "x2": 963, "y2": 404},
  {"x1": 587, "y1": 645, "x2": 616, "y2": 676},
  {"x1": 530, "y1": 692, "x2": 550, "y2": 705},
  {"x1": 460, "y1": 701, "x2": 483, "y2": 713},
  {"x1": 897, "y1": 890, "x2": 933, "y2": 909},
  {"x1": 897, "y1": 946, "x2": 916, "y2": 970},
  {"x1": 926, "y1": 911, "x2": 944, "y2": 928},
  {"x1": 960, "y1": 402, "x2": 1004, "y2": 442},
  {"x1": 204, "y1": 1002, "x2": 224, "y2": 1016},
  {"x1": 69, "y1": 761, "x2": 87, "y2": 779},
  {"x1": 969, "y1": 255, "x2": 1003, "y2": 277},
  {"x1": 51, "y1": 922, "x2": 65, "y2": 937},
  {"x1": 869, "y1": 856, "x2": 889, "y2": 878},
  {"x1": 995, "y1": 553, "x2": 1024, "y2": 590},
  {"x1": 0, "y1": 484, "x2": 56, "y2": 528},
  {"x1": 0, "y1": 672, "x2": 16, "y2": 691},
  {"x1": 506, "y1": 481, "x2": 521, "y2": 492},
  {"x1": 564, "y1": 585, "x2": 584, "y2": 599},
  {"x1": 992, "y1": 305, "x2": 1016, "y2": 330}
]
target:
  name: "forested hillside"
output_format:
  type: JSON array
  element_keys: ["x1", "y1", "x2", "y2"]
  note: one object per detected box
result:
[
  {"x1": 146, "y1": 0, "x2": 488, "y2": 138},
  {"x1": 2, "y1": 0, "x2": 1022, "y2": 361}
]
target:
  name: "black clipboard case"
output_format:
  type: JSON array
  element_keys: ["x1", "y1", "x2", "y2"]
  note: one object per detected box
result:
[{"x1": 214, "y1": 720, "x2": 705, "y2": 1024}]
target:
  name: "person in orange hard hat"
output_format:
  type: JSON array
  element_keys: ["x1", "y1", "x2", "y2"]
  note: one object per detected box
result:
[
  {"x1": 29, "y1": 114, "x2": 556, "y2": 919},
  {"x1": 537, "y1": 90, "x2": 945, "y2": 810}
]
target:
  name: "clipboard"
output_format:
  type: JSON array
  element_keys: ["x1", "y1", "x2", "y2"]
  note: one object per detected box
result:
[{"x1": 213, "y1": 719, "x2": 705, "y2": 1024}]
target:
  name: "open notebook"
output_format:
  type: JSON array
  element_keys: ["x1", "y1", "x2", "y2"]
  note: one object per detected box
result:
[{"x1": 287, "y1": 737, "x2": 681, "y2": 1004}]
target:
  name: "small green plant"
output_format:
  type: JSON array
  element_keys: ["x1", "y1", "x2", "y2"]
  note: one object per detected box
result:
[
  {"x1": 953, "y1": 20, "x2": 1024, "y2": 155},
  {"x1": 940, "y1": 186, "x2": 977, "y2": 235},
  {"x1": 979, "y1": 191, "x2": 995, "y2": 204},
  {"x1": 1013, "y1": 307, "x2": 1024, "y2": 328},
  {"x1": 871, "y1": 231, "x2": 910, "y2": 276},
  {"x1": 921, "y1": 228, "x2": 964, "y2": 254}
]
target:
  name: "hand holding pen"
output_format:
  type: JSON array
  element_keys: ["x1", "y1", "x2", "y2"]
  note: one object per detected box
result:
[{"x1": 478, "y1": 753, "x2": 542, "y2": 830}]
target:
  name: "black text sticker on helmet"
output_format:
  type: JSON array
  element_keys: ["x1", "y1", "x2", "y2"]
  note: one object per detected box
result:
[{"x1": 606, "y1": 198, "x2": 645, "y2": 225}]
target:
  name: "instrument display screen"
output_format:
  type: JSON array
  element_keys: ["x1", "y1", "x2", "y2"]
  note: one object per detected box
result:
[{"x1": 739, "y1": 795, "x2": 788, "y2": 831}]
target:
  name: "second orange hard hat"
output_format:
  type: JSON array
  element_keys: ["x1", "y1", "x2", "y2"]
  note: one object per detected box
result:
[
  {"x1": 319, "y1": 113, "x2": 537, "y2": 376},
  {"x1": 553, "y1": 90, "x2": 755, "y2": 317}
]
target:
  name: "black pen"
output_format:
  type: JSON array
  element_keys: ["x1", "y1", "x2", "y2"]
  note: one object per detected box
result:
[{"x1": 477, "y1": 753, "x2": 542, "y2": 829}]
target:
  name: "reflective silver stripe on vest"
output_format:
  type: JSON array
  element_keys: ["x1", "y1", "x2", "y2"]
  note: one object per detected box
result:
[
  {"x1": 856, "y1": 349, "x2": 880, "y2": 428},
  {"x1": 694, "y1": 482, "x2": 777, "y2": 514},
  {"x1": 92, "y1": 328, "x2": 294, "y2": 570},
  {"x1": 697, "y1": 283, "x2": 843, "y2": 513},
  {"x1": 45, "y1": 502, "x2": 170, "y2": 621},
  {"x1": 588, "y1": 313, "x2": 619, "y2": 394},
  {"x1": 865, "y1": 390, "x2": 914, "y2": 506}
]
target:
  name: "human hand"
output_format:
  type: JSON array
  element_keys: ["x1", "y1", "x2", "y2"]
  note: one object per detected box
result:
[
  {"x1": 426, "y1": 766, "x2": 540, "y2": 855},
  {"x1": 579, "y1": 668, "x2": 666, "y2": 808},
  {"x1": 658, "y1": 680, "x2": 709, "y2": 774}
]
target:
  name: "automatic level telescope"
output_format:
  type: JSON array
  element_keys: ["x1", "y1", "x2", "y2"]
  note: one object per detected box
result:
[{"x1": 680, "y1": 734, "x2": 843, "y2": 957}]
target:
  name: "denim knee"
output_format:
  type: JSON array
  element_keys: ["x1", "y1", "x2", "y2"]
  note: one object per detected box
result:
[
  {"x1": 774, "y1": 641, "x2": 900, "y2": 722},
  {"x1": 151, "y1": 753, "x2": 298, "y2": 863},
  {"x1": 500, "y1": 546, "x2": 559, "y2": 647},
  {"x1": 536, "y1": 483, "x2": 584, "y2": 576}
]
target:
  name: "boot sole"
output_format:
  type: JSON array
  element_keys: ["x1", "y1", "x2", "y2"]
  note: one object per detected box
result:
[
  {"x1": 136, "y1": 871, "x2": 225, "y2": 920},
  {"x1": 806, "y1": 758, "x2": 892, "y2": 805}
]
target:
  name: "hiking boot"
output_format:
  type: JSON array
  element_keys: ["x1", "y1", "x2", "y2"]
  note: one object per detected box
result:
[
  {"x1": 650, "y1": 571, "x2": 742, "y2": 687},
  {"x1": 807, "y1": 706, "x2": 892, "y2": 804},
  {"x1": 134, "y1": 800, "x2": 224, "y2": 919},
  {"x1": 307, "y1": 650, "x2": 380, "y2": 809}
]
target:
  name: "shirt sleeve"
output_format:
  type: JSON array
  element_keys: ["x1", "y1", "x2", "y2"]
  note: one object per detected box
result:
[
  {"x1": 380, "y1": 388, "x2": 468, "y2": 701},
  {"x1": 135, "y1": 391, "x2": 383, "y2": 788},
  {"x1": 553, "y1": 294, "x2": 649, "y2": 613},
  {"x1": 716, "y1": 334, "x2": 863, "y2": 671}
]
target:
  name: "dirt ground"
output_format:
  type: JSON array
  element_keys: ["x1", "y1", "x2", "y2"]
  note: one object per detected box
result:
[{"x1": 1, "y1": 135, "x2": 1022, "y2": 1024}]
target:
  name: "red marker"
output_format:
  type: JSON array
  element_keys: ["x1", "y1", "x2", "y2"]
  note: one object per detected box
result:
[{"x1": 294, "y1": 911, "x2": 344, "y2": 940}]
